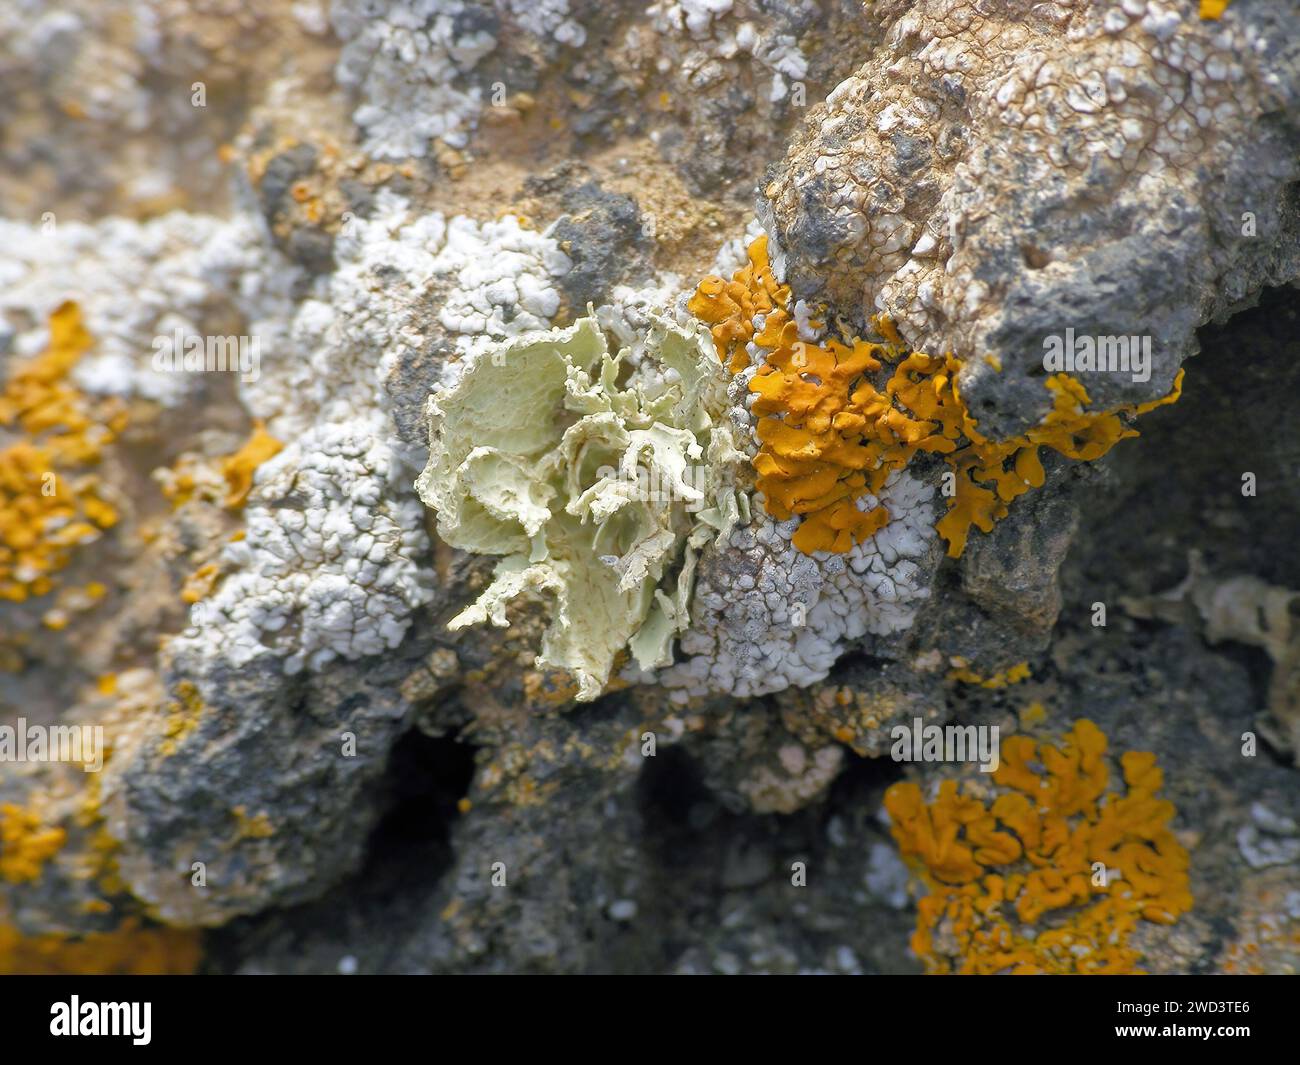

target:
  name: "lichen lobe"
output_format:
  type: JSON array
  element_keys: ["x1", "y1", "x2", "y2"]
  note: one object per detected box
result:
[{"x1": 416, "y1": 313, "x2": 750, "y2": 701}]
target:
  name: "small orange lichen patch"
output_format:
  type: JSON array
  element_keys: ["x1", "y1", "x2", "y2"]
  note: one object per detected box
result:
[
  {"x1": 39, "y1": 579, "x2": 109, "y2": 632},
  {"x1": 885, "y1": 719, "x2": 1192, "y2": 974},
  {"x1": 57, "y1": 743, "x2": 136, "y2": 904},
  {"x1": 688, "y1": 235, "x2": 792, "y2": 374},
  {"x1": 947, "y1": 660, "x2": 1031, "y2": 689},
  {"x1": 220, "y1": 421, "x2": 283, "y2": 509},
  {"x1": 231, "y1": 806, "x2": 274, "y2": 840},
  {"x1": 936, "y1": 369, "x2": 1182, "y2": 557},
  {"x1": 523, "y1": 668, "x2": 583, "y2": 708},
  {"x1": 690, "y1": 238, "x2": 1184, "y2": 558},
  {"x1": 155, "y1": 460, "x2": 201, "y2": 508},
  {"x1": 180, "y1": 561, "x2": 222, "y2": 604},
  {"x1": 1200, "y1": 0, "x2": 1231, "y2": 18},
  {"x1": 0, "y1": 919, "x2": 202, "y2": 975},
  {"x1": 159, "y1": 681, "x2": 205, "y2": 757},
  {"x1": 1019, "y1": 700, "x2": 1047, "y2": 728},
  {"x1": 155, "y1": 417, "x2": 281, "y2": 540},
  {"x1": 85, "y1": 827, "x2": 126, "y2": 897},
  {"x1": 0, "y1": 303, "x2": 125, "y2": 601},
  {"x1": 154, "y1": 449, "x2": 223, "y2": 510},
  {"x1": 0, "y1": 803, "x2": 67, "y2": 884}
]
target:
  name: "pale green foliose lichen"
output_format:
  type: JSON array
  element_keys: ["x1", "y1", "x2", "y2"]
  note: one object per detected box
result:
[{"x1": 416, "y1": 314, "x2": 750, "y2": 700}]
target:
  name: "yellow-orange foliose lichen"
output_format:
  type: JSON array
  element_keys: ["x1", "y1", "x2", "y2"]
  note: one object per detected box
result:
[
  {"x1": 220, "y1": 421, "x2": 284, "y2": 508},
  {"x1": 934, "y1": 370, "x2": 1183, "y2": 558},
  {"x1": 0, "y1": 303, "x2": 124, "y2": 601},
  {"x1": 0, "y1": 803, "x2": 67, "y2": 884},
  {"x1": 0, "y1": 919, "x2": 201, "y2": 975},
  {"x1": 885, "y1": 719, "x2": 1192, "y2": 974},
  {"x1": 1019, "y1": 700, "x2": 1048, "y2": 728},
  {"x1": 690, "y1": 238, "x2": 1183, "y2": 558},
  {"x1": 0, "y1": 719, "x2": 204, "y2": 975}
]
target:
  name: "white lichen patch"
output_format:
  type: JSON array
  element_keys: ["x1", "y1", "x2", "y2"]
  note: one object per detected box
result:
[
  {"x1": 416, "y1": 313, "x2": 750, "y2": 700},
  {"x1": 243, "y1": 192, "x2": 570, "y2": 446},
  {"x1": 172, "y1": 415, "x2": 434, "y2": 674},
  {"x1": 152, "y1": 193, "x2": 574, "y2": 680},
  {"x1": 0, "y1": 211, "x2": 292, "y2": 407},
  {"x1": 332, "y1": 0, "x2": 495, "y2": 158},
  {"x1": 331, "y1": 0, "x2": 589, "y2": 159},
  {"x1": 648, "y1": 0, "x2": 809, "y2": 98},
  {"x1": 662, "y1": 468, "x2": 936, "y2": 700},
  {"x1": 428, "y1": 215, "x2": 573, "y2": 357}
]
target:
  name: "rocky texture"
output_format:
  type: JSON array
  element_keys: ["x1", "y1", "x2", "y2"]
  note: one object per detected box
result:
[
  {"x1": 2, "y1": 0, "x2": 1299, "y2": 975},
  {"x1": 760, "y1": 0, "x2": 1300, "y2": 435},
  {"x1": 664, "y1": 470, "x2": 939, "y2": 699}
]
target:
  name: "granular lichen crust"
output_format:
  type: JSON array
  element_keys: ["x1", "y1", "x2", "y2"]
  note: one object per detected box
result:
[
  {"x1": 886, "y1": 719, "x2": 1193, "y2": 974},
  {"x1": 690, "y1": 235, "x2": 1184, "y2": 560},
  {"x1": 170, "y1": 418, "x2": 434, "y2": 675},
  {"x1": 2, "y1": 0, "x2": 1298, "y2": 980},
  {"x1": 760, "y1": 0, "x2": 1300, "y2": 436}
]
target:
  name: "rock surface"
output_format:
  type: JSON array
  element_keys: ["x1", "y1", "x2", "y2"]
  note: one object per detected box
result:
[{"x1": 1, "y1": 0, "x2": 1298, "y2": 975}]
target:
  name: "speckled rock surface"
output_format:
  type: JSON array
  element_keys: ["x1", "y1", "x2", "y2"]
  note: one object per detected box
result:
[
  {"x1": 2, "y1": 0, "x2": 1298, "y2": 975},
  {"x1": 760, "y1": 0, "x2": 1300, "y2": 434}
]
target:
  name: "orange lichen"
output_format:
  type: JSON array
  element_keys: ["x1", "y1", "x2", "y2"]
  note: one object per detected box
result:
[
  {"x1": 1019, "y1": 700, "x2": 1048, "y2": 728},
  {"x1": 72, "y1": 766, "x2": 130, "y2": 899},
  {"x1": 159, "y1": 680, "x2": 206, "y2": 757},
  {"x1": 688, "y1": 236, "x2": 792, "y2": 374},
  {"x1": 0, "y1": 919, "x2": 201, "y2": 975},
  {"x1": 0, "y1": 803, "x2": 67, "y2": 884},
  {"x1": 38, "y1": 579, "x2": 108, "y2": 632},
  {"x1": 0, "y1": 303, "x2": 125, "y2": 601},
  {"x1": 180, "y1": 561, "x2": 222, "y2": 604},
  {"x1": 690, "y1": 238, "x2": 1184, "y2": 558},
  {"x1": 0, "y1": 734, "x2": 203, "y2": 975},
  {"x1": 947, "y1": 660, "x2": 1031, "y2": 688},
  {"x1": 157, "y1": 421, "x2": 283, "y2": 512},
  {"x1": 220, "y1": 421, "x2": 283, "y2": 508},
  {"x1": 885, "y1": 719, "x2": 1192, "y2": 974},
  {"x1": 155, "y1": 458, "x2": 201, "y2": 508},
  {"x1": 231, "y1": 806, "x2": 275, "y2": 840},
  {"x1": 523, "y1": 668, "x2": 583, "y2": 708},
  {"x1": 936, "y1": 370, "x2": 1183, "y2": 557}
]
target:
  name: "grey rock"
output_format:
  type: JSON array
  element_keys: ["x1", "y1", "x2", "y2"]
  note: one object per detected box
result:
[{"x1": 760, "y1": 0, "x2": 1300, "y2": 436}]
